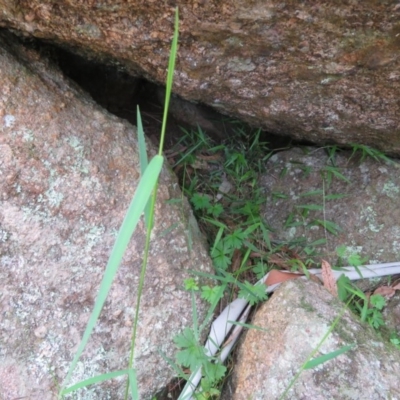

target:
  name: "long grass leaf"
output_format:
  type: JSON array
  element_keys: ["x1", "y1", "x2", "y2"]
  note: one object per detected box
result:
[
  {"x1": 300, "y1": 190, "x2": 323, "y2": 197},
  {"x1": 137, "y1": 106, "x2": 148, "y2": 173},
  {"x1": 296, "y1": 204, "x2": 323, "y2": 211},
  {"x1": 304, "y1": 344, "x2": 355, "y2": 369},
  {"x1": 159, "y1": 8, "x2": 179, "y2": 154},
  {"x1": 61, "y1": 155, "x2": 163, "y2": 391},
  {"x1": 279, "y1": 297, "x2": 354, "y2": 399},
  {"x1": 128, "y1": 369, "x2": 138, "y2": 400},
  {"x1": 62, "y1": 369, "x2": 130, "y2": 394},
  {"x1": 137, "y1": 106, "x2": 152, "y2": 229},
  {"x1": 125, "y1": 9, "x2": 179, "y2": 399},
  {"x1": 191, "y1": 290, "x2": 199, "y2": 341}
]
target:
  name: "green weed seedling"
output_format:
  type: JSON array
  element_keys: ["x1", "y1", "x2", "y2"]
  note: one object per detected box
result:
[
  {"x1": 169, "y1": 278, "x2": 227, "y2": 399},
  {"x1": 390, "y1": 332, "x2": 400, "y2": 349},
  {"x1": 349, "y1": 143, "x2": 395, "y2": 164},
  {"x1": 171, "y1": 270, "x2": 268, "y2": 399},
  {"x1": 335, "y1": 246, "x2": 389, "y2": 331}
]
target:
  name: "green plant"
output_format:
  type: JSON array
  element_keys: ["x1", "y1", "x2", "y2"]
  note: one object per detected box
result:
[
  {"x1": 59, "y1": 8, "x2": 179, "y2": 399},
  {"x1": 172, "y1": 272, "x2": 267, "y2": 399},
  {"x1": 174, "y1": 325, "x2": 226, "y2": 398},
  {"x1": 279, "y1": 296, "x2": 355, "y2": 400},
  {"x1": 349, "y1": 143, "x2": 394, "y2": 164},
  {"x1": 169, "y1": 125, "x2": 276, "y2": 274},
  {"x1": 334, "y1": 247, "x2": 388, "y2": 331},
  {"x1": 390, "y1": 332, "x2": 400, "y2": 349},
  {"x1": 167, "y1": 97, "x2": 398, "y2": 397}
]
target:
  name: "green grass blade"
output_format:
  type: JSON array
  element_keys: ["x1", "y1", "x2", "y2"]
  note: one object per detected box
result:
[
  {"x1": 125, "y1": 9, "x2": 179, "y2": 398},
  {"x1": 211, "y1": 226, "x2": 226, "y2": 255},
  {"x1": 61, "y1": 155, "x2": 163, "y2": 391},
  {"x1": 296, "y1": 204, "x2": 323, "y2": 211},
  {"x1": 322, "y1": 166, "x2": 351, "y2": 183},
  {"x1": 137, "y1": 106, "x2": 152, "y2": 229},
  {"x1": 159, "y1": 7, "x2": 179, "y2": 154},
  {"x1": 279, "y1": 296, "x2": 354, "y2": 400},
  {"x1": 312, "y1": 219, "x2": 341, "y2": 235},
  {"x1": 62, "y1": 369, "x2": 130, "y2": 394},
  {"x1": 191, "y1": 290, "x2": 199, "y2": 341},
  {"x1": 299, "y1": 190, "x2": 323, "y2": 197},
  {"x1": 260, "y1": 222, "x2": 272, "y2": 251},
  {"x1": 137, "y1": 106, "x2": 148, "y2": 172},
  {"x1": 128, "y1": 369, "x2": 138, "y2": 400},
  {"x1": 304, "y1": 344, "x2": 355, "y2": 369}
]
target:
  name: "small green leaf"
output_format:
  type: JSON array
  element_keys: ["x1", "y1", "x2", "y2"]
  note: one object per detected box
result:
[
  {"x1": 325, "y1": 193, "x2": 348, "y2": 200},
  {"x1": 308, "y1": 238, "x2": 327, "y2": 247},
  {"x1": 300, "y1": 190, "x2": 323, "y2": 197},
  {"x1": 211, "y1": 240, "x2": 232, "y2": 270},
  {"x1": 368, "y1": 309, "x2": 384, "y2": 329},
  {"x1": 252, "y1": 262, "x2": 268, "y2": 280},
  {"x1": 191, "y1": 193, "x2": 211, "y2": 211},
  {"x1": 272, "y1": 192, "x2": 288, "y2": 200},
  {"x1": 202, "y1": 361, "x2": 227, "y2": 384},
  {"x1": 348, "y1": 253, "x2": 367, "y2": 267},
  {"x1": 296, "y1": 204, "x2": 323, "y2": 211},
  {"x1": 174, "y1": 328, "x2": 205, "y2": 371},
  {"x1": 370, "y1": 294, "x2": 386, "y2": 310},
  {"x1": 311, "y1": 219, "x2": 341, "y2": 235},
  {"x1": 208, "y1": 203, "x2": 224, "y2": 217},
  {"x1": 201, "y1": 285, "x2": 223, "y2": 304},
  {"x1": 238, "y1": 281, "x2": 267, "y2": 306},
  {"x1": 284, "y1": 212, "x2": 295, "y2": 229},
  {"x1": 304, "y1": 345, "x2": 355, "y2": 370},
  {"x1": 322, "y1": 166, "x2": 351, "y2": 183},
  {"x1": 224, "y1": 229, "x2": 246, "y2": 249},
  {"x1": 336, "y1": 245, "x2": 347, "y2": 258},
  {"x1": 184, "y1": 278, "x2": 199, "y2": 291},
  {"x1": 62, "y1": 369, "x2": 130, "y2": 394}
]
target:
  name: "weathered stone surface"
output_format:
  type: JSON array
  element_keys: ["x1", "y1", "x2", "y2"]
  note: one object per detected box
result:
[
  {"x1": 383, "y1": 292, "x2": 400, "y2": 336},
  {"x1": 0, "y1": 1, "x2": 399, "y2": 154},
  {"x1": 0, "y1": 34, "x2": 213, "y2": 399},
  {"x1": 222, "y1": 279, "x2": 400, "y2": 399},
  {"x1": 260, "y1": 147, "x2": 400, "y2": 264}
]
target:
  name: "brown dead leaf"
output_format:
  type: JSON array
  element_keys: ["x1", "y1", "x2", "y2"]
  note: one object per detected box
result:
[
  {"x1": 309, "y1": 273, "x2": 323, "y2": 285},
  {"x1": 321, "y1": 259, "x2": 338, "y2": 297},
  {"x1": 373, "y1": 286, "x2": 396, "y2": 298},
  {"x1": 230, "y1": 249, "x2": 242, "y2": 273},
  {"x1": 392, "y1": 282, "x2": 400, "y2": 291},
  {"x1": 264, "y1": 270, "x2": 303, "y2": 286},
  {"x1": 197, "y1": 153, "x2": 223, "y2": 162},
  {"x1": 268, "y1": 253, "x2": 291, "y2": 270}
]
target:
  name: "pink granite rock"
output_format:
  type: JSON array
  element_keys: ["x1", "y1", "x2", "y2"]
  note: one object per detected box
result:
[{"x1": 0, "y1": 33, "x2": 213, "y2": 399}]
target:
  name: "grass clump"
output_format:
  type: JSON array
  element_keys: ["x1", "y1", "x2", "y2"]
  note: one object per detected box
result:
[{"x1": 166, "y1": 128, "x2": 399, "y2": 397}]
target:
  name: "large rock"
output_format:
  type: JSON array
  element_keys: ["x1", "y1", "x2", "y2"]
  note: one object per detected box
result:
[
  {"x1": 260, "y1": 147, "x2": 400, "y2": 263},
  {"x1": 222, "y1": 279, "x2": 400, "y2": 399},
  {"x1": 0, "y1": 1, "x2": 400, "y2": 154},
  {"x1": 0, "y1": 33, "x2": 213, "y2": 399}
]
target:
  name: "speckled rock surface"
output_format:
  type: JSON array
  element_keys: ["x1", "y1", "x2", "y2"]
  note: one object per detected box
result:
[
  {"x1": 222, "y1": 279, "x2": 400, "y2": 399},
  {"x1": 0, "y1": 1, "x2": 400, "y2": 154},
  {"x1": 260, "y1": 147, "x2": 400, "y2": 264},
  {"x1": 0, "y1": 34, "x2": 213, "y2": 399}
]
